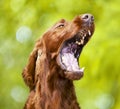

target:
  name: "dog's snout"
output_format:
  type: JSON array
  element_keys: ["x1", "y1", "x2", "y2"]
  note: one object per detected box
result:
[{"x1": 81, "y1": 14, "x2": 94, "y2": 22}]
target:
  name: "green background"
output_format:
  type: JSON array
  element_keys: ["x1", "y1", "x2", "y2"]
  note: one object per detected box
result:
[{"x1": 0, "y1": 0, "x2": 120, "y2": 109}]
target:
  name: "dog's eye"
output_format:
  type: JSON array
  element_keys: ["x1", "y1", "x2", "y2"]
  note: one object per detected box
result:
[{"x1": 57, "y1": 24, "x2": 64, "y2": 28}]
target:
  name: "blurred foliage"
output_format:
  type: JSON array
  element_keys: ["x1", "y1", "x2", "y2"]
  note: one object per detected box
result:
[{"x1": 0, "y1": 0, "x2": 120, "y2": 109}]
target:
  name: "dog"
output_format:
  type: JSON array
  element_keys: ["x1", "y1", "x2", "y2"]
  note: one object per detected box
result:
[{"x1": 22, "y1": 13, "x2": 95, "y2": 109}]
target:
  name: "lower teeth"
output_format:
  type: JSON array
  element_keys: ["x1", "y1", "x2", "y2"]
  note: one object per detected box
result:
[{"x1": 88, "y1": 30, "x2": 91, "y2": 36}]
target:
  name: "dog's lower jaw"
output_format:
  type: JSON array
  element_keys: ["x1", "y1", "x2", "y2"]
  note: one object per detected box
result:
[
  {"x1": 46, "y1": 72, "x2": 81, "y2": 109},
  {"x1": 64, "y1": 71, "x2": 84, "y2": 80}
]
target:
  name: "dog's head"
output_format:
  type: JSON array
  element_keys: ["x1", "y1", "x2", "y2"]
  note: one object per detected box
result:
[
  {"x1": 22, "y1": 14, "x2": 95, "y2": 90},
  {"x1": 42, "y1": 14, "x2": 95, "y2": 80}
]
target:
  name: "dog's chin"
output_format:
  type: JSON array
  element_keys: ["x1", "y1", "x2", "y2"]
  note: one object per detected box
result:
[{"x1": 57, "y1": 28, "x2": 93, "y2": 80}]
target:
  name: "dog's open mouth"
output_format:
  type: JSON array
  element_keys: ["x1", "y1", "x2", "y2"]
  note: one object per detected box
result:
[{"x1": 57, "y1": 29, "x2": 93, "y2": 80}]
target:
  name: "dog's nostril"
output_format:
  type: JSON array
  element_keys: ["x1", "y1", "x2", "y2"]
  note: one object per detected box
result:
[
  {"x1": 81, "y1": 14, "x2": 94, "y2": 22},
  {"x1": 82, "y1": 14, "x2": 89, "y2": 20},
  {"x1": 91, "y1": 16, "x2": 94, "y2": 21}
]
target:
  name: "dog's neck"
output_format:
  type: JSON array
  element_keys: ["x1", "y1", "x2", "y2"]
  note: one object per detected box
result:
[{"x1": 34, "y1": 60, "x2": 80, "y2": 109}]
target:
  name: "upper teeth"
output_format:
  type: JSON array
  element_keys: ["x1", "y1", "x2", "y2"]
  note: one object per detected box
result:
[
  {"x1": 75, "y1": 30, "x2": 91, "y2": 45},
  {"x1": 76, "y1": 41, "x2": 83, "y2": 45},
  {"x1": 88, "y1": 30, "x2": 91, "y2": 36},
  {"x1": 84, "y1": 34, "x2": 86, "y2": 37}
]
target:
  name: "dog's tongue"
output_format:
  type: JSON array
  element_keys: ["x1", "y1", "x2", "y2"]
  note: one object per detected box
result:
[{"x1": 62, "y1": 53, "x2": 84, "y2": 72}]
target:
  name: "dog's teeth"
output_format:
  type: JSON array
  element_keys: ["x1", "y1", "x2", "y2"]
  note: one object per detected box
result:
[
  {"x1": 76, "y1": 41, "x2": 81, "y2": 45},
  {"x1": 76, "y1": 40, "x2": 84, "y2": 45},
  {"x1": 81, "y1": 40, "x2": 84, "y2": 44},
  {"x1": 82, "y1": 36, "x2": 85, "y2": 40},
  {"x1": 84, "y1": 34, "x2": 86, "y2": 37},
  {"x1": 80, "y1": 67, "x2": 85, "y2": 72},
  {"x1": 88, "y1": 30, "x2": 91, "y2": 36}
]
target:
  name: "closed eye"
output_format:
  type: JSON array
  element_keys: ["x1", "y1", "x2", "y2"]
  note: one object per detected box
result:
[
  {"x1": 58, "y1": 24, "x2": 64, "y2": 28},
  {"x1": 56, "y1": 23, "x2": 65, "y2": 28}
]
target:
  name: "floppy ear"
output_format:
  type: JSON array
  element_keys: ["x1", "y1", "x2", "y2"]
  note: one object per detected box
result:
[
  {"x1": 22, "y1": 38, "x2": 45, "y2": 90},
  {"x1": 22, "y1": 47, "x2": 38, "y2": 90}
]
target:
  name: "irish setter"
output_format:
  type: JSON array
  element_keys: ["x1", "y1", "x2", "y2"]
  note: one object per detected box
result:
[{"x1": 22, "y1": 13, "x2": 95, "y2": 109}]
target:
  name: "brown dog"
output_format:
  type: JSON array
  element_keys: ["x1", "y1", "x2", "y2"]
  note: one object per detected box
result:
[{"x1": 22, "y1": 14, "x2": 95, "y2": 109}]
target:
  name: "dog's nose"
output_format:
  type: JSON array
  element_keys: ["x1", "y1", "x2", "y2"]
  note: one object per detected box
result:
[{"x1": 81, "y1": 14, "x2": 94, "y2": 22}]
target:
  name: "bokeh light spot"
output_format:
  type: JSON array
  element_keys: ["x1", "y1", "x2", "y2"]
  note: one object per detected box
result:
[
  {"x1": 10, "y1": 0, "x2": 26, "y2": 12},
  {"x1": 95, "y1": 93, "x2": 114, "y2": 109},
  {"x1": 11, "y1": 86, "x2": 28, "y2": 103},
  {"x1": 16, "y1": 26, "x2": 32, "y2": 43}
]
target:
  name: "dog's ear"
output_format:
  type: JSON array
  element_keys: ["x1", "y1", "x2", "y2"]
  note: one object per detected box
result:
[
  {"x1": 22, "y1": 38, "x2": 45, "y2": 90},
  {"x1": 22, "y1": 47, "x2": 38, "y2": 90}
]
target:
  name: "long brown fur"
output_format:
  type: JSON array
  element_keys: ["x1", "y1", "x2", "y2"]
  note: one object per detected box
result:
[{"x1": 22, "y1": 14, "x2": 94, "y2": 109}]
